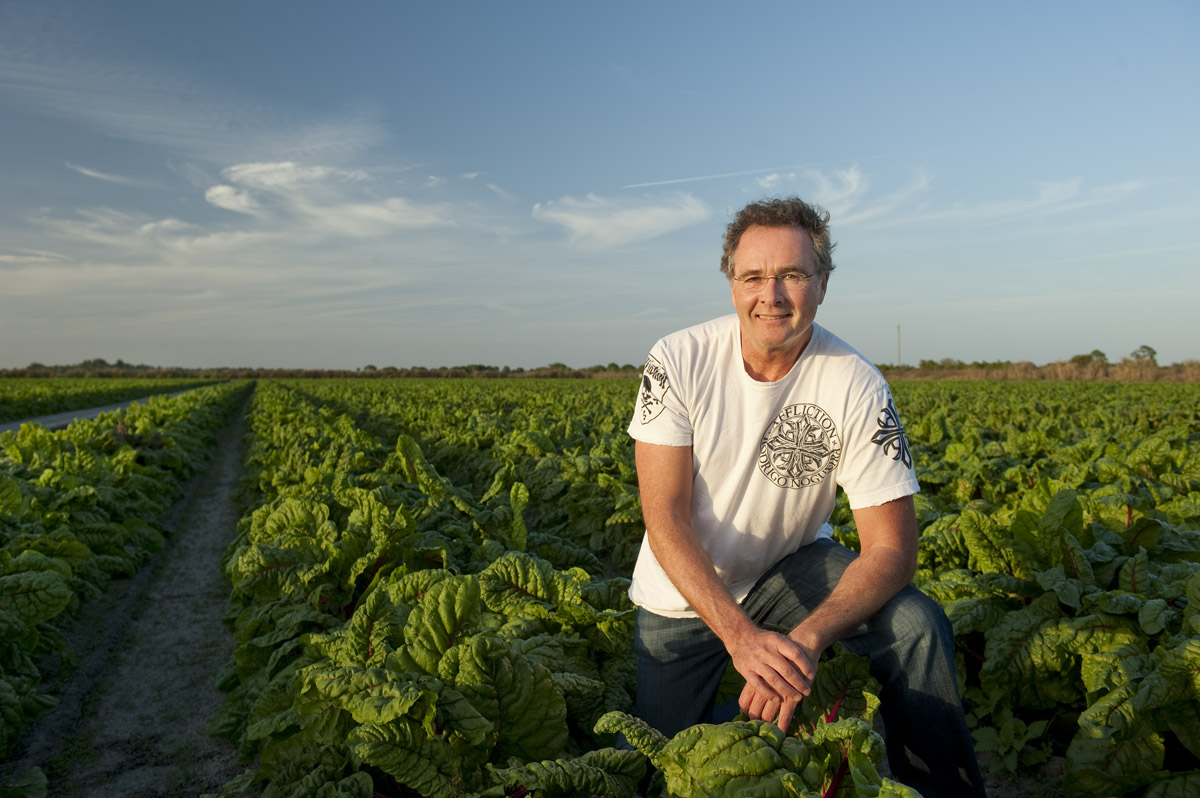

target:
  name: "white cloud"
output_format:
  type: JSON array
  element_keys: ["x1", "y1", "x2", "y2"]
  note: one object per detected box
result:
[
  {"x1": 624, "y1": 165, "x2": 814, "y2": 189},
  {"x1": 531, "y1": 192, "x2": 711, "y2": 248},
  {"x1": 223, "y1": 161, "x2": 363, "y2": 190},
  {"x1": 0, "y1": 249, "x2": 67, "y2": 266},
  {"x1": 202, "y1": 161, "x2": 454, "y2": 235},
  {"x1": 64, "y1": 162, "x2": 146, "y2": 186},
  {"x1": 756, "y1": 172, "x2": 797, "y2": 190},
  {"x1": 137, "y1": 218, "x2": 194, "y2": 236},
  {"x1": 808, "y1": 166, "x2": 869, "y2": 218},
  {"x1": 205, "y1": 184, "x2": 262, "y2": 216},
  {"x1": 487, "y1": 183, "x2": 519, "y2": 202}
]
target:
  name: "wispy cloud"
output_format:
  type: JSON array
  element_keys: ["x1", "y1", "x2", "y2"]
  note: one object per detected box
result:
[
  {"x1": 0, "y1": 248, "x2": 68, "y2": 267},
  {"x1": 625, "y1": 165, "x2": 814, "y2": 189},
  {"x1": 531, "y1": 192, "x2": 711, "y2": 247},
  {"x1": 0, "y1": 19, "x2": 383, "y2": 165},
  {"x1": 215, "y1": 161, "x2": 453, "y2": 235},
  {"x1": 487, "y1": 183, "x2": 519, "y2": 202},
  {"x1": 755, "y1": 172, "x2": 797, "y2": 190},
  {"x1": 875, "y1": 177, "x2": 1145, "y2": 230},
  {"x1": 64, "y1": 162, "x2": 148, "y2": 187}
]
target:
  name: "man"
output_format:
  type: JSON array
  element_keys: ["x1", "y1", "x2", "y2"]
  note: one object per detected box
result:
[{"x1": 627, "y1": 197, "x2": 985, "y2": 797}]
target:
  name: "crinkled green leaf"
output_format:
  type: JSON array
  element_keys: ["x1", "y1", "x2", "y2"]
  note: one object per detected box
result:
[
  {"x1": 402, "y1": 575, "x2": 482, "y2": 675},
  {"x1": 791, "y1": 650, "x2": 880, "y2": 737},
  {"x1": 0, "y1": 568, "x2": 72, "y2": 628},
  {"x1": 347, "y1": 716, "x2": 477, "y2": 798},
  {"x1": 1145, "y1": 771, "x2": 1200, "y2": 798},
  {"x1": 438, "y1": 634, "x2": 568, "y2": 761},
  {"x1": 594, "y1": 711, "x2": 669, "y2": 759},
  {"x1": 958, "y1": 509, "x2": 1033, "y2": 578},
  {"x1": 1066, "y1": 731, "x2": 1166, "y2": 797},
  {"x1": 485, "y1": 747, "x2": 646, "y2": 798},
  {"x1": 652, "y1": 719, "x2": 815, "y2": 798}
]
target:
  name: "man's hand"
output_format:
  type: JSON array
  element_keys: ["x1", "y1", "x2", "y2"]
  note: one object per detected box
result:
[{"x1": 732, "y1": 626, "x2": 821, "y2": 732}]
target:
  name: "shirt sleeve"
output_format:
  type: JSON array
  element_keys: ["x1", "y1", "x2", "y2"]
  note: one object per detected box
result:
[
  {"x1": 627, "y1": 344, "x2": 693, "y2": 447},
  {"x1": 836, "y1": 387, "x2": 920, "y2": 509}
]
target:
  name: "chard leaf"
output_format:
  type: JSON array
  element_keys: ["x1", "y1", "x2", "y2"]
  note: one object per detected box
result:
[
  {"x1": 507, "y1": 482, "x2": 528, "y2": 552},
  {"x1": 402, "y1": 575, "x2": 482, "y2": 675},
  {"x1": 438, "y1": 634, "x2": 568, "y2": 762},
  {"x1": 1078, "y1": 683, "x2": 1140, "y2": 739},
  {"x1": 1185, "y1": 569, "x2": 1200, "y2": 635},
  {"x1": 791, "y1": 651, "x2": 880, "y2": 737},
  {"x1": 1145, "y1": 772, "x2": 1200, "y2": 798},
  {"x1": 1079, "y1": 644, "x2": 1150, "y2": 694},
  {"x1": 1066, "y1": 731, "x2": 1166, "y2": 797},
  {"x1": 594, "y1": 711, "x2": 669, "y2": 760},
  {"x1": 958, "y1": 509, "x2": 1033, "y2": 578},
  {"x1": 980, "y1": 593, "x2": 1074, "y2": 708},
  {"x1": 477, "y1": 550, "x2": 586, "y2": 620},
  {"x1": 485, "y1": 747, "x2": 646, "y2": 798},
  {"x1": 652, "y1": 719, "x2": 814, "y2": 798},
  {"x1": 347, "y1": 716, "x2": 476, "y2": 798},
  {"x1": 1138, "y1": 598, "x2": 1175, "y2": 636},
  {"x1": 1162, "y1": 700, "x2": 1200, "y2": 760},
  {"x1": 279, "y1": 767, "x2": 373, "y2": 798},
  {"x1": 295, "y1": 665, "x2": 438, "y2": 729},
  {"x1": 383, "y1": 568, "x2": 452, "y2": 605},
  {"x1": 0, "y1": 568, "x2": 72, "y2": 628},
  {"x1": 229, "y1": 538, "x2": 336, "y2": 601},
  {"x1": 1119, "y1": 548, "x2": 1156, "y2": 596},
  {"x1": 1035, "y1": 567, "x2": 1085, "y2": 609}
]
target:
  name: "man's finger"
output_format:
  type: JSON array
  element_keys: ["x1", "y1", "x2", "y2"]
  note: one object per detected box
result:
[{"x1": 776, "y1": 696, "x2": 801, "y2": 733}]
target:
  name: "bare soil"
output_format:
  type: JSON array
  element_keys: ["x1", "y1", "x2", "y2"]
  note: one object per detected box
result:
[{"x1": 1, "y1": 397, "x2": 250, "y2": 797}]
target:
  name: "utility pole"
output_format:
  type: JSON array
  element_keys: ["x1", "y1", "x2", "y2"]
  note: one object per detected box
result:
[{"x1": 897, "y1": 324, "x2": 902, "y2": 366}]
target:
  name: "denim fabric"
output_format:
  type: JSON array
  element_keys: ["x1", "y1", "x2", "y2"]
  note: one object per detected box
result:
[{"x1": 635, "y1": 538, "x2": 987, "y2": 798}]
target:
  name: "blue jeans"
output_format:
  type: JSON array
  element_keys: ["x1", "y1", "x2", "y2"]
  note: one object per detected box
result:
[{"x1": 634, "y1": 538, "x2": 986, "y2": 798}]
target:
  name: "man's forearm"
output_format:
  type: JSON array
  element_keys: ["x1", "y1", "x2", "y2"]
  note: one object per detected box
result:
[
  {"x1": 787, "y1": 543, "x2": 915, "y2": 653},
  {"x1": 645, "y1": 518, "x2": 759, "y2": 644}
]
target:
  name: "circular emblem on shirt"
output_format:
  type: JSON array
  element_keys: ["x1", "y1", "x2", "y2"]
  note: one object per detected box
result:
[{"x1": 758, "y1": 404, "x2": 842, "y2": 488}]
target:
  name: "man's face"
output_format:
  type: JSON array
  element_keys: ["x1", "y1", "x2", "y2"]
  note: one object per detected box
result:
[{"x1": 729, "y1": 225, "x2": 828, "y2": 364}]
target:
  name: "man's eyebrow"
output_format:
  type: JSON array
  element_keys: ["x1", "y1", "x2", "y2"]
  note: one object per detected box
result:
[{"x1": 734, "y1": 264, "x2": 804, "y2": 276}]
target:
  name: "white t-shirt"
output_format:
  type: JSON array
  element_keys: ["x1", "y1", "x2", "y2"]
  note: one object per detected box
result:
[{"x1": 627, "y1": 316, "x2": 919, "y2": 618}]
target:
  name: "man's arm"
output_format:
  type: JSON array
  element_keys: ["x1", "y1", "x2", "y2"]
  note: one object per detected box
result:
[
  {"x1": 738, "y1": 495, "x2": 919, "y2": 729},
  {"x1": 635, "y1": 440, "x2": 816, "y2": 721}
]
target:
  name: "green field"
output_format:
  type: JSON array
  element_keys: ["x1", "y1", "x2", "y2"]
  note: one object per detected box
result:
[
  {"x1": 3, "y1": 378, "x2": 1198, "y2": 797},
  {"x1": 0, "y1": 377, "x2": 219, "y2": 423}
]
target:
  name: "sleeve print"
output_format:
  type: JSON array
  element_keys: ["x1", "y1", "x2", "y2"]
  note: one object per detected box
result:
[
  {"x1": 638, "y1": 354, "x2": 670, "y2": 424},
  {"x1": 870, "y1": 395, "x2": 913, "y2": 470}
]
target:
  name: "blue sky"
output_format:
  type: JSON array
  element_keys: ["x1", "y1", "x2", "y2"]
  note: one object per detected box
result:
[{"x1": 2, "y1": 1, "x2": 1197, "y2": 369}]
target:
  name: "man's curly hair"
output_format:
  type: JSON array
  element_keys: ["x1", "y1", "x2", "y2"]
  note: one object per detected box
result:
[{"x1": 720, "y1": 197, "x2": 837, "y2": 278}]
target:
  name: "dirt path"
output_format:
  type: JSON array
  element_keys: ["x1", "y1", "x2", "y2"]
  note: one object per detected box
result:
[{"x1": 2, "y1": 395, "x2": 251, "y2": 797}]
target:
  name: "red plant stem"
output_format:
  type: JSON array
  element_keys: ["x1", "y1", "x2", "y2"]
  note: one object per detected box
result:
[{"x1": 823, "y1": 757, "x2": 849, "y2": 797}]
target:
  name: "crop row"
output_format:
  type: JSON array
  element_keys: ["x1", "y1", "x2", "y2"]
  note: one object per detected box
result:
[
  {"x1": 0, "y1": 381, "x2": 250, "y2": 756},
  {"x1": 0, "y1": 377, "x2": 219, "y2": 423},
  {"x1": 210, "y1": 381, "x2": 912, "y2": 797}
]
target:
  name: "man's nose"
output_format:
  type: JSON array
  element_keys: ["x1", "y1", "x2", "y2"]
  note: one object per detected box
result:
[{"x1": 762, "y1": 277, "x2": 787, "y2": 302}]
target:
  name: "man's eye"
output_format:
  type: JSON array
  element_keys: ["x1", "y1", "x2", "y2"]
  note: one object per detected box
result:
[
  {"x1": 779, "y1": 272, "x2": 801, "y2": 283},
  {"x1": 744, "y1": 276, "x2": 764, "y2": 286}
]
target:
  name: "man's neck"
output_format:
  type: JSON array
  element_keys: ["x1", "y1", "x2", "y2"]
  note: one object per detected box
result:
[{"x1": 740, "y1": 329, "x2": 813, "y2": 382}]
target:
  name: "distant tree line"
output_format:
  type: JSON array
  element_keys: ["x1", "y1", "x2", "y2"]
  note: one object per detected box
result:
[
  {"x1": 877, "y1": 345, "x2": 1200, "y2": 382},
  {"x1": 0, "y1": 358, "x2": 642, "y2": 380},
  {"x1": 5, "y1": 348, "x2": 1196, "y2": 382}
]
